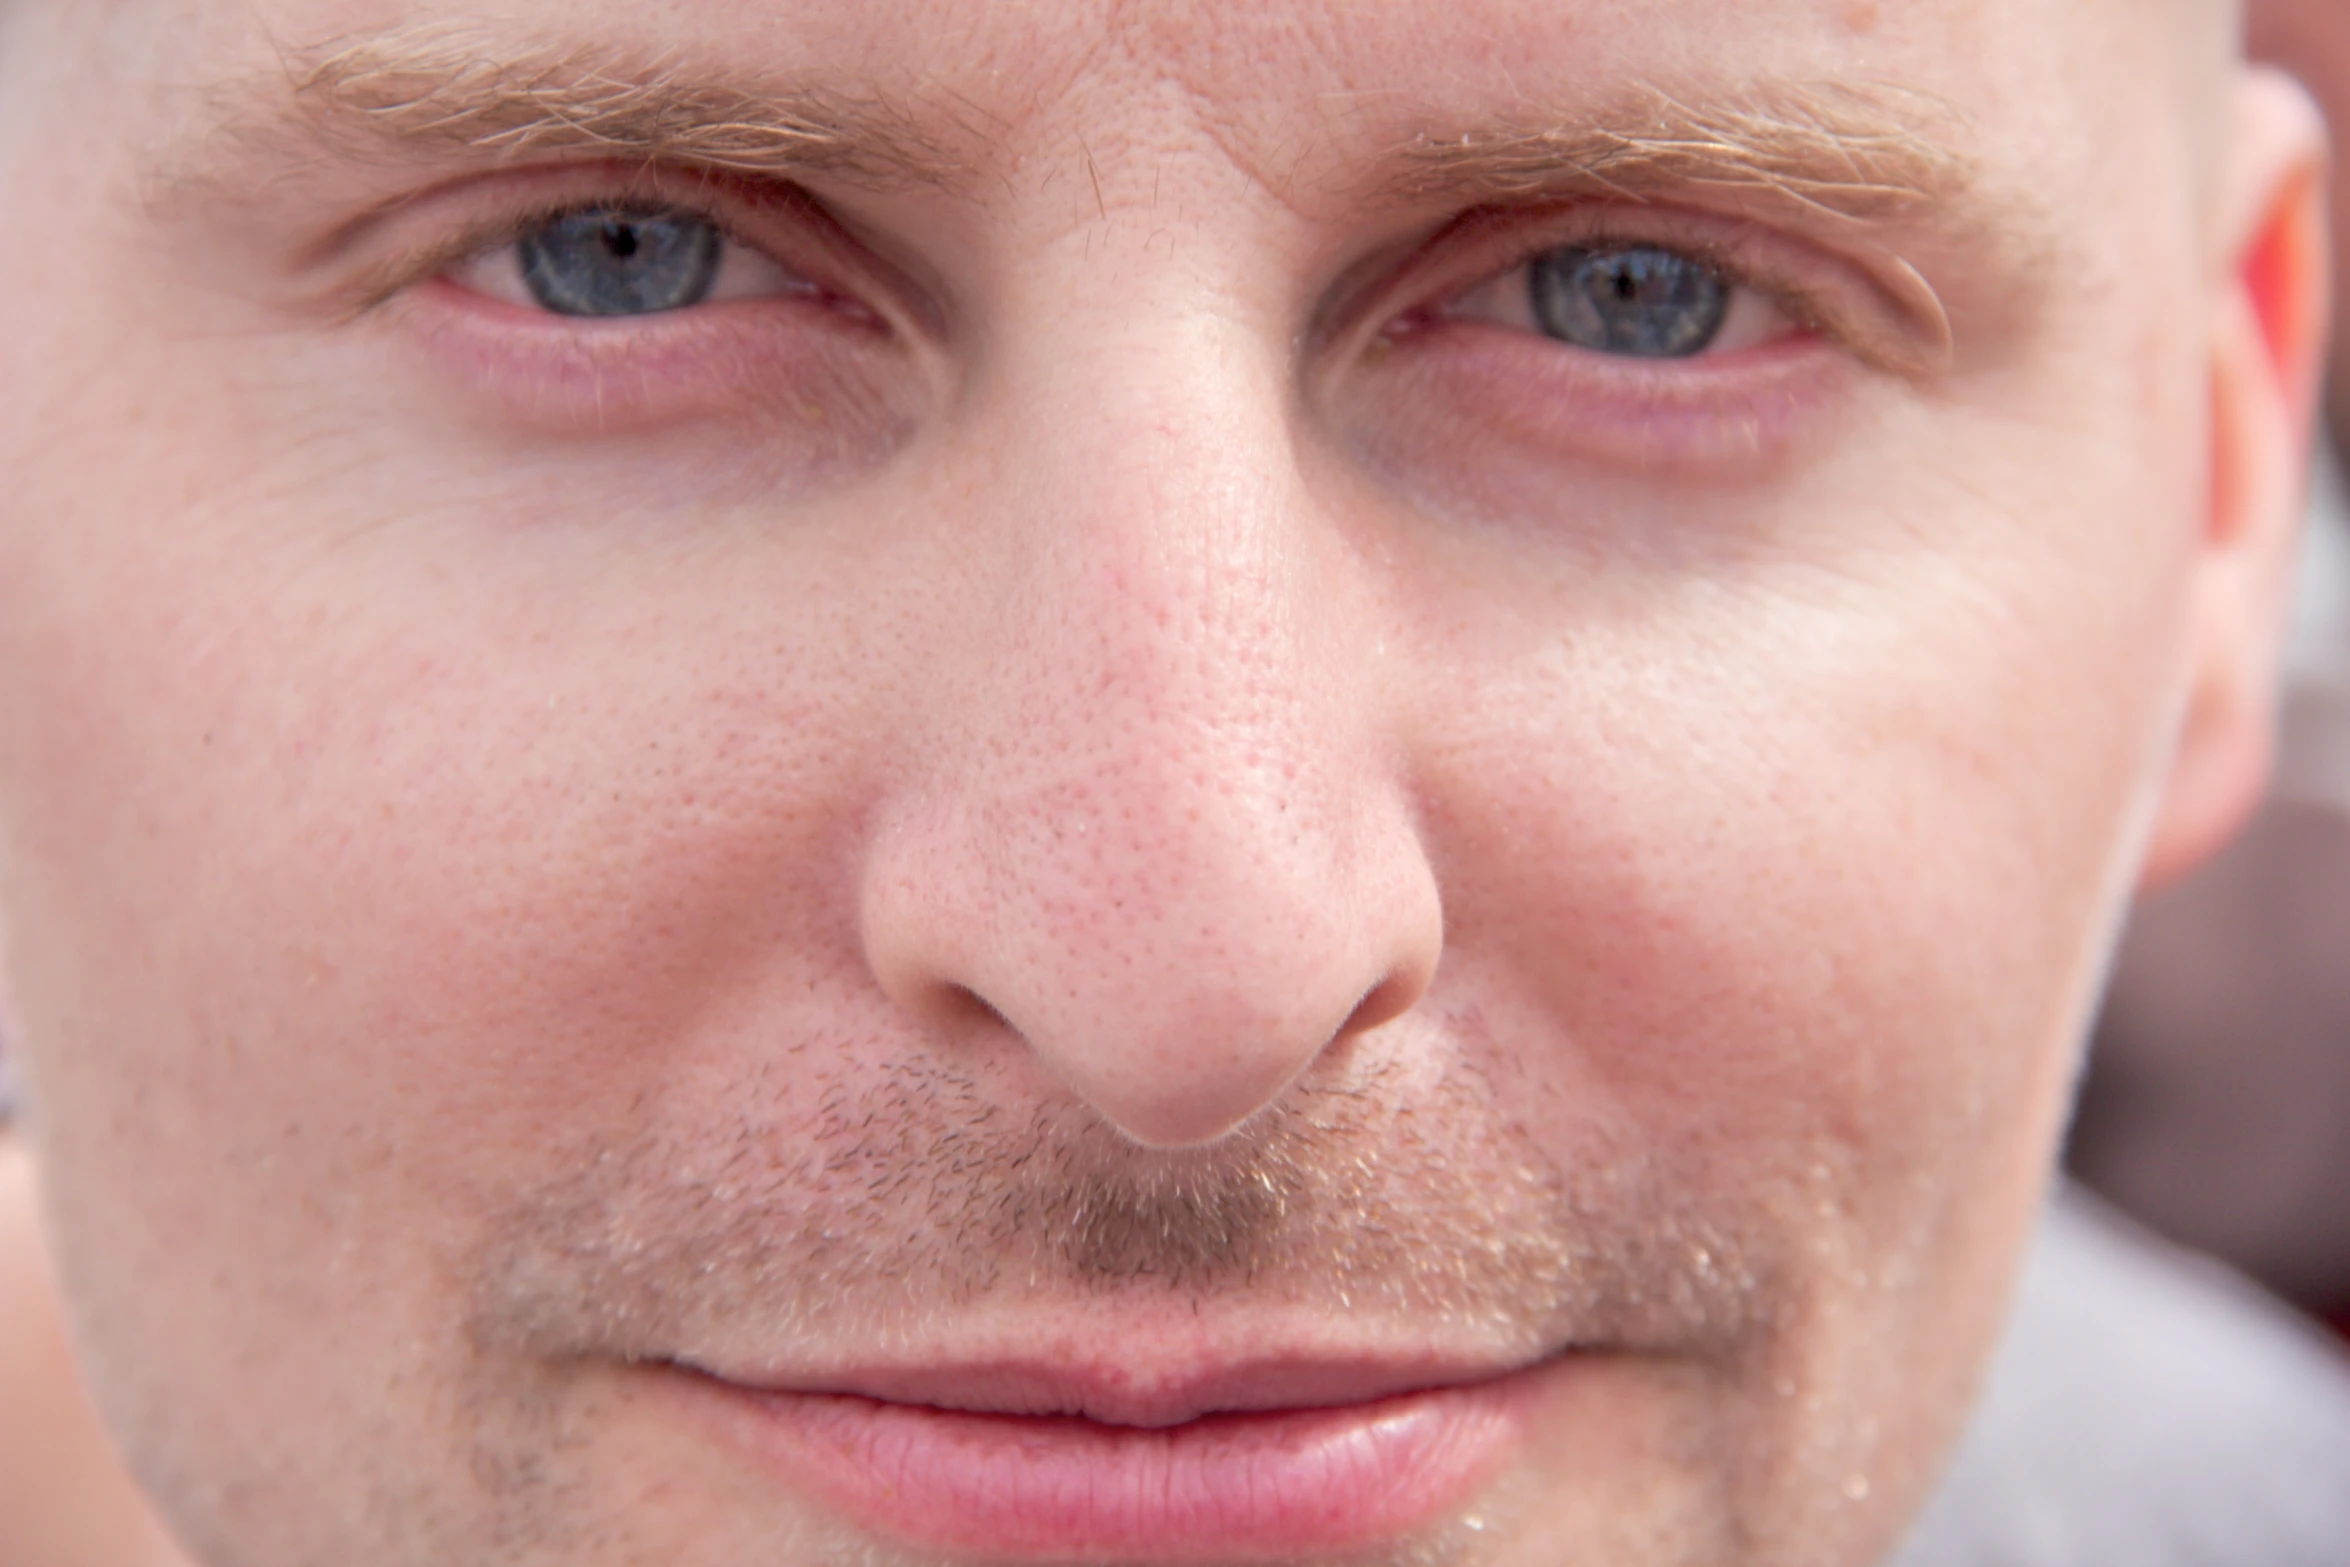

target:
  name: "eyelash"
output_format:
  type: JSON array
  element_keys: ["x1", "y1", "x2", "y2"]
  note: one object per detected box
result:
[
  {"x1": 1366, "y1": 212, "x2": 1819, "y2": 353},
  {"x1": 344, "y1": 169, "x2": 874, "y2": 324},
  {"x1": 334, "y1": 171, "x2": 944, "y2": 443},
  {"x1": 367, "y1": 168, "x2": 1915, "y2": 472},
  {"x1": 413, "y1": 185, "x2": 1818, "y2": 356}
]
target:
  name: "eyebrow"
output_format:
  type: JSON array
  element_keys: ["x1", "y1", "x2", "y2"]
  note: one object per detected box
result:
[
  {"x1": 1382, "y1": 81, "x2": 1976, "y2": 225},
  {"x1": 182, "y1": 21, "x2": 970, "y2": 194},
  {"x1": 177, "y1": 21, "x2": 2009, "y2": 321}
]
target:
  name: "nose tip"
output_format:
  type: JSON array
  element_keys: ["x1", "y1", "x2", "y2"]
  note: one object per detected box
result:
[
  {"x1": 1065, "y1": 968, "x2": 1427, "y2": 1149},
  {"x1": 1108, "y1": 937, "x2": 1431, "y2": 1147},
  {"x1": 862, "y1": 774, "x2": 1443, "y2": 1148}
]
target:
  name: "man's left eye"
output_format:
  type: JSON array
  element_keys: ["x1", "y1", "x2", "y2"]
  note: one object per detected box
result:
[
  {"x1": 1446, "y1": 243, "x2": 1796, "y2": 360},
  {"x1": 447, "y1": 206, "x2": 812, "y2": 318}
]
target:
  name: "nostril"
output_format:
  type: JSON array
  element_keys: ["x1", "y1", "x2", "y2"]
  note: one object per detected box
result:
[
  {"x1": 947, "y1": 985, "x2": 1014, "y2": 1032},
  {"x1": 1344, "y1": 968, "x2": 1428, "y2": 1041}
]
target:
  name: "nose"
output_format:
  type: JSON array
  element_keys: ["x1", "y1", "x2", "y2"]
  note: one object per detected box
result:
[{"x1": 858, "y1": 331, "x2": 1443, "y2": 1148}]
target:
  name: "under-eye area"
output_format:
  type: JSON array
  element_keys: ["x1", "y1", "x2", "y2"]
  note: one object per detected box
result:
[
  {"x1": 366, "y1": 180, "x2": 926, "y2": 440},
  {"x1": 1318, "y1": 200, "x2": 1954, "y2": 481},
  {"x1": 1338, "y1": 270, "x2": 1841, "y2": 483}
]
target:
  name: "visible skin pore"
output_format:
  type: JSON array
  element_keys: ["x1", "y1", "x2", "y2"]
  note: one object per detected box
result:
[{"x1": 0, "y1": 1, "x2": 2325, "y2": 1565}]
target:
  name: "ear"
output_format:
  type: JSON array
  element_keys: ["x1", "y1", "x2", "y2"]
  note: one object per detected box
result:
[{"x1": 2138, "y1": 67, "x2": 2332, "y2": 892}]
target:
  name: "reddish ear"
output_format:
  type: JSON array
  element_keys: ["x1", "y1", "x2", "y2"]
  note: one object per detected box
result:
[
  {"x1": 2138, "y1": 68, "x2": 2330, "y2": 892},
  {"x1": 2241, "y1": 149, "x2": 2331, "y2": 389}
]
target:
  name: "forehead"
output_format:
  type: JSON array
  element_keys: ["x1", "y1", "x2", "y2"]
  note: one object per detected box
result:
[{"x1": 192, "y1": 0, "x2": 2143, "y2": 92}]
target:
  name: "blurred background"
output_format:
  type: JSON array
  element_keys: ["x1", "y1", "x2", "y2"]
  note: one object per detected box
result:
[{"x1": 2064, "y1": 0, "x2": 2350, "y2": 1343}]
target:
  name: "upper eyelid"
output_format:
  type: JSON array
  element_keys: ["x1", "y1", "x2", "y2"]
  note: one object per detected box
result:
[
  {"x1": 475, "y1": 198, "x2": 730, "y2": 256},
  {"x1": 1357, "y1": 205, "x2": 1942, "y2": 374},
  {"x1": 337, "y1": 164, "x2": 955, "y2": 350}
]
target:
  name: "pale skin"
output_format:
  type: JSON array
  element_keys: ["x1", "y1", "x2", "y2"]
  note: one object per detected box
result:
[{"x1": 0, "y1": 1, "x2": 2327, "y2": 1564}]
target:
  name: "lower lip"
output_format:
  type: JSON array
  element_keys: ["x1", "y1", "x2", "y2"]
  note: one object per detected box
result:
[{"x1": 715, "y1": 1380, "x2": 1523, "y2": 1560}]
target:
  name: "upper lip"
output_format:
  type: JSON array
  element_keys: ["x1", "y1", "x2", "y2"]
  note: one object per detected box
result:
[{"x1": 677, "y1": 1351, "x2": 1547, "y2": 1429}]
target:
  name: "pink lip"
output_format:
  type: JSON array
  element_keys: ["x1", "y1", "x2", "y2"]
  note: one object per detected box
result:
[{"x1": 685, "y1": 1361, "x2": 1528, "y2": 1559}]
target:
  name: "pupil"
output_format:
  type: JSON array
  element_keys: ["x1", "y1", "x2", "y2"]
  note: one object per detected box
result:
[
  {"x1": 517, "y1": 207, "x2": 724, "y2": 319},
  {"x1": 1528, "y1": 246, "x2": 1731, "y2": 359}
]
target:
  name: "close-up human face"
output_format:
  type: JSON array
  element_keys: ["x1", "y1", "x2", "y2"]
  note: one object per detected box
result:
[{"x1": 0, "y1": 1, "x2": 2322, "y2": 1565}]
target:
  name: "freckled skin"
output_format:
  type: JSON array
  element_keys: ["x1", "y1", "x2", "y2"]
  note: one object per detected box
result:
[{"x1": 0, "y1": 1, "x2": 2324, "y2": 1566}]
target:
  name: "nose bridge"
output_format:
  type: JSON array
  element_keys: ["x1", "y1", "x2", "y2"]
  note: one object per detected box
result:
[
  {"x1": 1017, "y1": 332, "x2": 1321, "y2": 851},
  {"x1": 860, "y1": 311, "x2": 1441, "y2": 1147},
  {"x1": 985, "y1": 326, "x2": 1385, "y2": 1040}
]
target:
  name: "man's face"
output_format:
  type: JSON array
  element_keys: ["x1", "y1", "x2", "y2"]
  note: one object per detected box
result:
[{"x1": 0, "y1": 1, "x2": 2307, "y2": 1564}]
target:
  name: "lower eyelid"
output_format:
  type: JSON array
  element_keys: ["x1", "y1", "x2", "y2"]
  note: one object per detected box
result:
[
  {"x1": 1343, "y1": 324, "x2": 1858, "y2": 484},
  {"x1": 389, "y1": 272, "x2": 918, "y2": 441}
]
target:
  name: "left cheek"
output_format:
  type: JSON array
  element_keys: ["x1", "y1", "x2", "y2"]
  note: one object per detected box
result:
[{"x1": 1413, "y1": 593, "x2": 2131, "y2": 1237}]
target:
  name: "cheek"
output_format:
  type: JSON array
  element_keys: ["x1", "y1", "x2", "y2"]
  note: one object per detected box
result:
[
  {"x1": 1397, "y1": 440, "x2": 2192, "y2": 1524},
  {"x1": 0, "y1": 457, "x2": 947, "y2": 1512},
  {"x1": 1416, "y1": 517, "x2": 2164, "y2": 1222},
  {"x1": 16, "y1": 531, "x2": 902, "y2": 1122},
  {"x1": 1421, "y1": 626, "x2": 2057, "y2": 1228}
]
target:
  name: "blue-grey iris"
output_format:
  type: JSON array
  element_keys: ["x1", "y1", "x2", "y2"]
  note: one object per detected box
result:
[
  {"x1": 517, "y1": 209, "x2": 724, "y2": 318},
  {"x1": 1528, "y1": 247, "x2": 1731, "y2": 359}
]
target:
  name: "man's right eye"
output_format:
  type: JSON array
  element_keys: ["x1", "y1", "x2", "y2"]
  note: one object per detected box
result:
[{"x1": 447, "y1": 205, "x2": 813, "y2": 319}]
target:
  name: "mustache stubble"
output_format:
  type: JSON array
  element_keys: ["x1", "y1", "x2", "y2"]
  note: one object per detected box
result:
[{"x1": 460, "y1": 1044, "x2": 1785, "y2": 1369}]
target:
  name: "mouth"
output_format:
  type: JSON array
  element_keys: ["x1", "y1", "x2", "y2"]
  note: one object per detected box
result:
[{"x1": 668, "y1": 1351, "x2": 1540, "y2": 1560}]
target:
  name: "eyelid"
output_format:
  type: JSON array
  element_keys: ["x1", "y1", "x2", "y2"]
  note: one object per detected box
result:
[
  {"x1": 368, "y1": 190, "x2": 797, "y2": 311},
  {"x1": 310, "y1": 165, "x2": 911, "y2": 332},
  {"x1": 1444, "y1": 247, "x2": 1796, "y2": 360},
  {"x1": 1341, "y1": 205, "x2": 1951, "y2": 379}
]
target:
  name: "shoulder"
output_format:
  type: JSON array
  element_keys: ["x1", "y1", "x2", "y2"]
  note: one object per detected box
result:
[{"x1": 1892, "y1": 1183, "x2": 2350, "y2": 1567}]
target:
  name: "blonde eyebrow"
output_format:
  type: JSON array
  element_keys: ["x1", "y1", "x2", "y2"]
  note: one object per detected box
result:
[
  {"x1": 1388, "y1": 82, "x2": 1976, "y2": 225},
  {"x1": 196, "y1": 21, "x2": 968, "y2": 190}
]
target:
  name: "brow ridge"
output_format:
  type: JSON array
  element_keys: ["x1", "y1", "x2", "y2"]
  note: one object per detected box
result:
[
  {"x1": 1390, "y1": 81, "x2": 1977, "y2": 224},
  {"x1": 267, "y1": 21, "x2": 967, "y2": 188}
]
